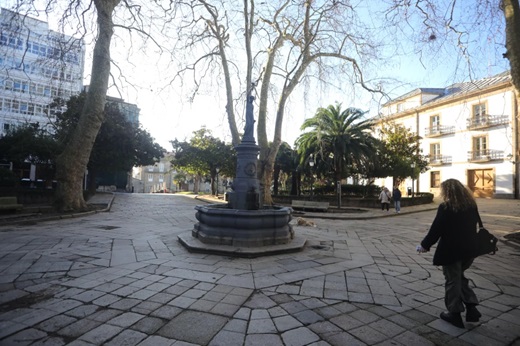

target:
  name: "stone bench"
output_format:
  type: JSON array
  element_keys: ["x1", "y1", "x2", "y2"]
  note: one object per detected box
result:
[
  {"x1": 291, "y1": 200, "x2": 329, "y2": 212},
  {"x1": 0, "y1": 197, "x2": 23, "y2": 212}
]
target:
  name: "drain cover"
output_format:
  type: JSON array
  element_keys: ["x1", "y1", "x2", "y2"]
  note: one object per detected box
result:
[{"x1": 97, "y1": 225, "x2": 120, "y2": 230}]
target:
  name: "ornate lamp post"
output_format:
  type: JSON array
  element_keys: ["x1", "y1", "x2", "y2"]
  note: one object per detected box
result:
[{"x1": 411, "y1": 162, "x2": 416, "y2": 198}]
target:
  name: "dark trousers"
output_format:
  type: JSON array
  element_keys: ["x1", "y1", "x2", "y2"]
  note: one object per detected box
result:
[
  {"x1": 442, "y1": 258, "x2": 479, "y2": 313},
  {"x1": 381, "y1": 203, "x2": 389, "y2": 211}
]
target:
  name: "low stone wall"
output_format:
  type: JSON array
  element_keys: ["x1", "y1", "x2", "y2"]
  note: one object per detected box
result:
[
  {"x1": 273, "y1": 194, "x2": 433, "y2": 209},
  {"x1": 0, "y1": 188, "x2": 54, "y2": 205}
]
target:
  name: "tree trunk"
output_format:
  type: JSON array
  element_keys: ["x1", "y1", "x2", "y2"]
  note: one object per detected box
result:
[
  {"x1": 290, "y1": 170, "x2": 298, "y2": 195},
  {"x1": 193, "y1": 175, "x2": 200, "y2": 194},
  {"x1": 503, "y1": 0, "x2": 520, "y2": 193},
  {"x1": 273, "y1": 165, "x2": 280, "y2": 195},
  {"x1": 53, "y1": 0, "x2": 120, "y2": 211},
  {"x1": 210, "y1": 171, "x2": 216, "y2": 195},
  {"x1": 503, "y1": 0, "x2": 520, "y2": 94}
]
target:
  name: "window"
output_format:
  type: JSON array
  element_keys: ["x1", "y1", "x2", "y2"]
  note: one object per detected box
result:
[
  {"x1": 12, "y1": 101, "x2": 19, "y2": 113},
  {"x1": 430, "y1": 114, "x2": 440, "y2": 131},
  {"x1": 397, "y1": 103, "x2": 404, "y2": 112},
  {"x1": 430, "y1": 172, "x2": 441, "y2": 188},
  {"x1": 430, "y1": 143, "x2": 441, "y2": 157},
  {"x1": 159, "y1": 163, "x2": 165, "y2": 172},
  {"x1": 473, "y1": 136, "x2": 487, "y2": 155},
  {"x1": 13, "y1": 80, "x2": 21, "y2": 92},
  {"x1": 20, "y1": 102, "x2": 28, "y2": 114},
  {"x1": 158, "y1": 174, "x2": 164, "y2": 182},
  {"x1": 473, "y1": 103, "x2": 487, "y2": 124},
  {"x1": 147, "y1": 166, "x2": 154, "y2": 172},
  {"x1": 147, "y1": 174, "x2": 153, "y2": 182}
]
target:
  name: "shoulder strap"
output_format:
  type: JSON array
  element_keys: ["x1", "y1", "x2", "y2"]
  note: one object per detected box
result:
[{"x1": 477, "y1": 209, "x2": 484, "y2": 228}]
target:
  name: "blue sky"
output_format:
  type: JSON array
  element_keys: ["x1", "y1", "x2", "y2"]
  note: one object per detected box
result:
[{"x1": 4, "y1": 1, "x2": 510, "y2": 149}]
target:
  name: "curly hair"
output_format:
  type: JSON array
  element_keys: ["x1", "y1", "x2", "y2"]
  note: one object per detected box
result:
[{"x1": 440, "y1": 179, "x2": 477, "y2": 212}]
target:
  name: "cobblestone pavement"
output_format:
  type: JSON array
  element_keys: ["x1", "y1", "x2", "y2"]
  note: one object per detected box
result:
[{"x1": 0, "y1": 193, "x2": 519, "y2": 346}]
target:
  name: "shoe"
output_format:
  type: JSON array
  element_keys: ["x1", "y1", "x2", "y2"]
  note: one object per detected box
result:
[
  {"x1": 466, "y1": 305, "x2": 482, "y2": 322},
  {"x1": 440, "y1": 312, "x2": 464, "y2": 328}
]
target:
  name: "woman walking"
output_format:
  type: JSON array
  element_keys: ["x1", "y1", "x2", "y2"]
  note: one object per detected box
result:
[
  {"x1": 416, "y1": 179, "x2": 481, "y2": 328},
  {"x1": 378, "y1": 187, "x2": 391, "y2": 212}
]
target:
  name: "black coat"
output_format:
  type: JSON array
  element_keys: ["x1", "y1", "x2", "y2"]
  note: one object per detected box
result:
[{"x1": 421, "y1": 203, "x2": 480, "y2": 266}]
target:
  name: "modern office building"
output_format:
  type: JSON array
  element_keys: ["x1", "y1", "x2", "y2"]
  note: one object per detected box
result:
[
  {"x1": 375, "y1": 71, "x2": 519, "y2": 199},
  {"x1": 0, "y1": 7, "x2": 85, "y2": 136}
]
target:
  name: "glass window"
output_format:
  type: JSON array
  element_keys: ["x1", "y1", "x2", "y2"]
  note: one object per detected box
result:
[
  {"x1": 473, "y1": 103, "x2": 486, "y2": 121},
  {"x1": 430, "y1": 172, "x2": 441, "y2": 188},
  {"x1": 148, "y1": 174, "x2": 153, "y2": 182},
  {"x1": 430, "y1": 114, "x2": 441, "y2": 132},
  {"x1": 473, "y1": 136, "x2": 487, "y2": 152},
  {"x1": 430, "y1": 143, "x2": 441, "y2": 157},
  {"x1": 20, "y1": 102, "x2": 28, "y2": 114},
  {"x1": 430, "y1": 115, "x2": 440, "y2": 128},
  {"x1": 12, "y1": 101, "x2": 19, "y2": 113}
]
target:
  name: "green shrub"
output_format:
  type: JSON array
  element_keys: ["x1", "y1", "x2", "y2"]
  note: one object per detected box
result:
[
  {"x1": 0, "y1": 168, "x2": 18, "y2": 187},
  {"x1": 314, "y1": 184, "x2": 381, "y2": 197}
]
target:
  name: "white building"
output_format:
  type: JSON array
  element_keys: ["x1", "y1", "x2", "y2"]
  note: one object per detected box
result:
[
  {"x1": 0, "y1": 8, "x2": 85, "y2": 135},
  {"x1": 132, "y1": 153, "x2": 177, "y2": 193},
  {"x1": 376, "y1": 71, "x2": 519, "y2": 199}
]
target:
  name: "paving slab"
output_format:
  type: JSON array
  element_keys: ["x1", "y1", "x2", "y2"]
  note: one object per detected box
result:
[{"x1": 0, "y1": 193, "x2": 518, "y2": 345}]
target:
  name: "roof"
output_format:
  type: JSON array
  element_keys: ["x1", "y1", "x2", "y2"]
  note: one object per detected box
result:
[{"x1": 383, "y1": 70, "x2": 512, "y2": 108}]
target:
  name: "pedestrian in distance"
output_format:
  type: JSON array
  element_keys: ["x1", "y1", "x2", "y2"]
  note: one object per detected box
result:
[
  {"x1": 416, "y1": 179, "x2": 482, "y2": 329},
  {"x1": 379, "y1": 187, "x2": 391, "y2": 212},
  {"x1": 392, "y1": 186, "x2": 402, "y2": 213}
]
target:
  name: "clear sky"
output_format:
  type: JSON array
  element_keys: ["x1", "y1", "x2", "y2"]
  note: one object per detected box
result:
[{"x1": 98, "y1": 1, "x2": 509, "y2": 151}]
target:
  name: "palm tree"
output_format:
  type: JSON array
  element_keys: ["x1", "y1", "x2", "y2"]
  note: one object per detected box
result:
[{"x1": 295, "y1": 103, "x2": 378, "y2": 184}]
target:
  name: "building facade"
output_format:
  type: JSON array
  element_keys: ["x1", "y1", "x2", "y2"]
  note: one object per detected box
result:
[
  {"x1": 0, "y1": 8, "x2": 85, "y2": 135},
  {"x1": 376, "y1": 71, "x2": 519, "y2": 199},
  {"x1": 132, "y1": 153, "x2": 177, "y2": 193}
]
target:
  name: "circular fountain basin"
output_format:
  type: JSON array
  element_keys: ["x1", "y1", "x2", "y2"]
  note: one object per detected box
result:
[{"x1": 192, "y1": 203, "x2": 294, "y2": 247}]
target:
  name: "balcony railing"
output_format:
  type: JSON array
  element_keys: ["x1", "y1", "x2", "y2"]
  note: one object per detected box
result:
[
  {"x1": 428, "y1": 154, "x2": 452, "y2": 166},
  {"x1": 424, "y1": 125, "x2": 456, "y2": 137},
  {"x1": 466, "y1": 114, "x2": 509, "y2": 130},
  {"x1": 467, "y1": 149, "x2": 504, "y2": 162}
]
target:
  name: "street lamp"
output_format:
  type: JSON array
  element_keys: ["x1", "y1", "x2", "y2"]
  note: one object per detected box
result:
[{"x1": 411, "y1": 162, "x2": 416, "y2": 198}]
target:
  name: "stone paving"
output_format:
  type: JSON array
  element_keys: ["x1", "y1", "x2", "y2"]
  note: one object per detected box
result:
[{"x1": 0, "y1": 193, "x2": 519, "y2": 346}]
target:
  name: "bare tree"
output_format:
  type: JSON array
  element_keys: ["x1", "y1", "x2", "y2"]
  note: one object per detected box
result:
[
  {"x1": 382, "y1": 0, "x2": 518, "y2": 168},
  {"x1": 173, "y1": 0, "x2": 384, "y2": 204},
  {"x1": 54, "y1": 0, "x2": 120, "y2": 210},
  {"x1": 503, "y1": 0, "x2": 520, "y2": 101},
  {"x1": 6, "y1": 0, "x2": 175, "y2": 211}
]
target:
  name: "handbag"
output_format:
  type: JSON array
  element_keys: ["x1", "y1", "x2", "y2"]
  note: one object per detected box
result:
[{"x1": 476, "y1": 215, "x2": 498, "y2": 256}]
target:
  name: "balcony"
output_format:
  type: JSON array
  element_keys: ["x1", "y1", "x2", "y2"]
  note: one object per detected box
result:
[
  {"x1": 467, "y1": 149, "x2": 504, "y2": 162},
  {"x1": 428, "y1": 154, "x2": 452, "y2": 166},
  {"x1": 466, "y1": 114, "x2": 509, "y2": 130},
  {"x1": 424, "y1": 125, "x2": 456, "y2": 137}
]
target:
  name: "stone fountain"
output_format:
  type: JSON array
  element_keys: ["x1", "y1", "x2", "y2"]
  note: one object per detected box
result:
[{"x1": 178, "y1": 89, "x2": 306, "y2": 257}]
